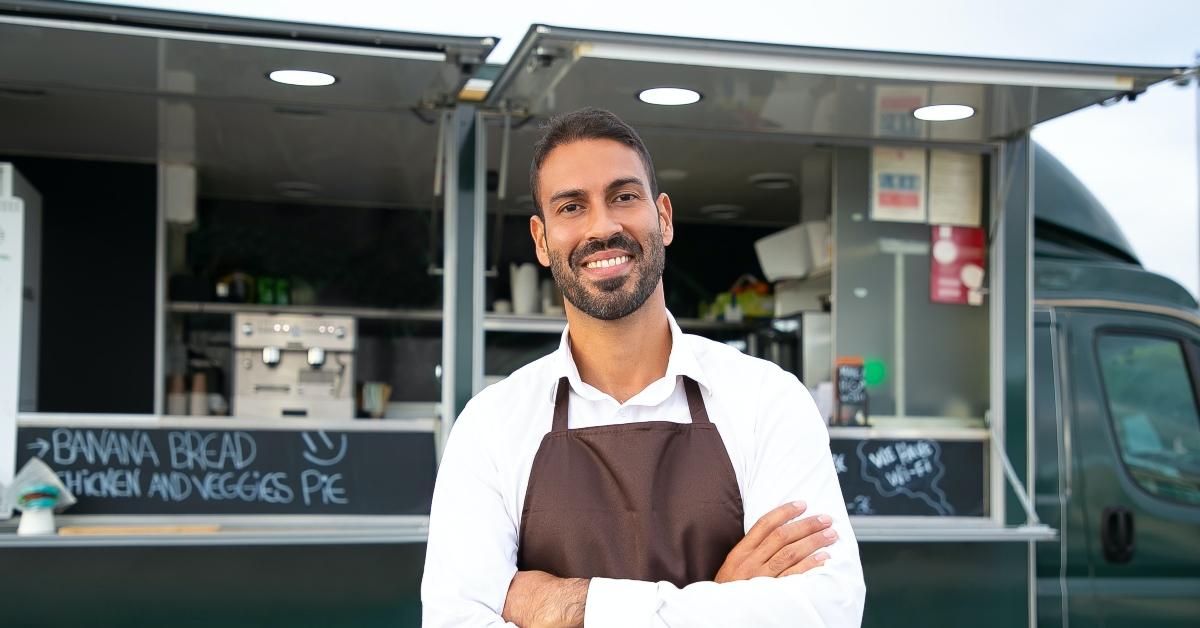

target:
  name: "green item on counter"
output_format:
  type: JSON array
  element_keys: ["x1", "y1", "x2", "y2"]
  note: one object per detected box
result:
[
  {"x1": 712, "y1": 292, "x2": 733, "y2": 319},
  {"x1": 257, "y1": 276, "x2": 275, "y2": 305},
  {"x1": 864, "y1": 359, "x2": 887, "y2": 386},
  {"x1": 735, "y1": 290, "x2": 774, "y2": 318},
  {"x1": 731, "y1": 274, "x2": 773, "y2": 318},
  {"x1": 274, "y1": 277, "x2": 291, "y2": 306}
]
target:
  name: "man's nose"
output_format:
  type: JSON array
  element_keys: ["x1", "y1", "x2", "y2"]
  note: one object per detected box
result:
[{"x1": 584, "y1": 202, "x2": 622, "y2": 242}]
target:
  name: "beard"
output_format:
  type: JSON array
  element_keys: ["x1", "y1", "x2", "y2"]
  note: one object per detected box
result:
[{"x1": 546, "y1": 228, "x2": 665, "y2": 321}]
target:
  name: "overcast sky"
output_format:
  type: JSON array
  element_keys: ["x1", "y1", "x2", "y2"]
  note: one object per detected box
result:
[{"x1": 84, "y1": 0, "x2": 1200, "y2": 297}]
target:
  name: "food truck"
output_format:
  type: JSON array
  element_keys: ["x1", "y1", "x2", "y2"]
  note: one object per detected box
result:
[{"x1": 1, "y1": 2, "x2": 1196, "y2": 626}]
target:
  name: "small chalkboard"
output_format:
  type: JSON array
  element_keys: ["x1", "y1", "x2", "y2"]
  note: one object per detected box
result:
[
  {"x1": 834, "y1": 361, "x2": 869, "y2": 426},
  {"x1": 14, "y1": 426, "x2": 436, "y2": 516},
  {"x1": 831, "y1": 437, "x2": 986, "y2": 517},
  {"x1": 836, "y1": 364, "x2": 867, "y2": 405}
]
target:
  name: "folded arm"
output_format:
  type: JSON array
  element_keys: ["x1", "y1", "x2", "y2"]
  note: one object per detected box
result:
[{"x1": 584, "y1": 368, "x2": 865, "y2": 627}]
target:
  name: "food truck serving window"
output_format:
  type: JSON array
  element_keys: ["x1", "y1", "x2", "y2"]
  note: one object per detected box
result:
[
  {"x1": 0, "y1": 4, "x2": 495, "y2": 534},
  {"x1": 478, "y1": 25, "x2": 1182, "y2": 534}
]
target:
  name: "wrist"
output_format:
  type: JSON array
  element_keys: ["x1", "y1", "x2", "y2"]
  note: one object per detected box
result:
[{"x1": 550, "y1": 577, "x2": 589, "y2": 628}]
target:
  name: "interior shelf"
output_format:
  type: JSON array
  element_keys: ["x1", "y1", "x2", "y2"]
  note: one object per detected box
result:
[{"x1": 169, "y1": 302, "x2": 755, "y2": 333}]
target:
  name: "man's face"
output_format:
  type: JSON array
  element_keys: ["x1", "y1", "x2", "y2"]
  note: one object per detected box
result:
[{"x1": 530, "y1": 138, "x2": 674, "y2": 321}]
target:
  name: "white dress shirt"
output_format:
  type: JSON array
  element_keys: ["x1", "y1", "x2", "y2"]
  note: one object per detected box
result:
[{"x1": 421, "y1": 310, "x2": 866, "y2": 627}]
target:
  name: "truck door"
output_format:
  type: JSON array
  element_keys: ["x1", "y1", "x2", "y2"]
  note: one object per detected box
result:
[
  {"x1": 1061, "y1": 306, "x2": 1200, "y2": 627},
  {"x1": 1033, "y1": 308, "x2": 1098, "y2": 628}
]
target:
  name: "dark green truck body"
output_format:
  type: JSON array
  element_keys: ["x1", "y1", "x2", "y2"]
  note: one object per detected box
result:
[{"x1": 1032, "y1": 148, "x2": 1200, "y2": 627}]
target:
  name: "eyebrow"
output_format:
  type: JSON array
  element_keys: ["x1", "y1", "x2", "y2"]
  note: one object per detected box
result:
[{"x1": 546, "y1": 177, "x2": 647, "y2": 207}]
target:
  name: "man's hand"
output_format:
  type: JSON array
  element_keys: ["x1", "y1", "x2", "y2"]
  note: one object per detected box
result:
[
  {"x1": 502, "y1": 570, "x2": 590, "y2": 628},
  {"x1": 714, "y1": 501, "x2": 836, "y2": 583}
]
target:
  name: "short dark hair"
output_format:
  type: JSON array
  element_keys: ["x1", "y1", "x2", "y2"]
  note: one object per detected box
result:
[{"x1": 529, "y1": 107, "x2": 658, "y2": 218}]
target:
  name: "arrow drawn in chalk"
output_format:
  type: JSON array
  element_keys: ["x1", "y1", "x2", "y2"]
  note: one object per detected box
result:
[
  {"x1": 26, "y1": 438, "x2": 50, "y2": 458},
  {"x1": 301, "y1": 431, "x2": 347, "y2": 466}
]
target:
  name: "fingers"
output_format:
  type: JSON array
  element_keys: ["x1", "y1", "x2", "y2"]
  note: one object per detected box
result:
[
  {"x1": 764, "y1": 517, "x2": 838, "y2": 575},
  {"x1": 744, "y1": 501, "x2": 808, "y2": 548},
  {"x1": 755, "y1": 512, "x2": 833, "y2": 561},
  {"x1": 779, "y1": 551, "x2": 832, "y2": 577}
]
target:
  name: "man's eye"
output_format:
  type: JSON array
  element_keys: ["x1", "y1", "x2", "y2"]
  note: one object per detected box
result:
[
  {"x1": 614, "y1": 193, "x2": 638, "y2": 203},
  {"x1": 559, "y1": 203, "x2": 581, "y2": 214}
]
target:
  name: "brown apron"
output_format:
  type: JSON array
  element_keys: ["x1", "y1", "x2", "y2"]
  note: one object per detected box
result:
[{"x1": 517, "y1": 376, "x2": 745, "y2": 588}]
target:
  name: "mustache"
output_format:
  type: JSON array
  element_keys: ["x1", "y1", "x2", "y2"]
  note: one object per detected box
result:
[{"x1": 569, "y1": 233, "x2": 642, "y2": 268}]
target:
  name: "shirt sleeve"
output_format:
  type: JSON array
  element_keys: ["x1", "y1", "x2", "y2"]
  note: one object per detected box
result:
[
  {"x1": 584, "y1": 366, "x2": 866, "y2": 628},
  {"x1": 420, "y1": 398, "x2": 520, "y2": 628}
]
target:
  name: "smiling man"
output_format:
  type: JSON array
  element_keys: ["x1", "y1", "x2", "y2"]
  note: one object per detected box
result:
[{"x1": 421, "y1": 108, "x2": 865, "y2": 627}]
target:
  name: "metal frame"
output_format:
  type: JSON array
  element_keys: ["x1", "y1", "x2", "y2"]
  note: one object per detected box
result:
[
  {"x1": 487, "y1": 24, "x2": 1183, "y2": 111},
  {"x1": 0, "y1": 9, "x2": 492, "y2": 529},
  {"x1": 0, "y1": 513, "x2": 429, "y2": 547},
  {"x1": 473, "y1": 105, "x2": 1028, "y2": 538},
  {"x1": 1, "y1": 0, "x2": 496, "y2": 63}
]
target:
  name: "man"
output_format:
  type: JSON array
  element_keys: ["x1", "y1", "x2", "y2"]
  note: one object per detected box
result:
[{"x1": 422, "y1": 108, "x2": 865, "y2": 627}]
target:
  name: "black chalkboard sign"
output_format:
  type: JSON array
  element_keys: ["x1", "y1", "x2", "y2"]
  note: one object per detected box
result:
[
  {"x1": 831, "y1": 437, "x2": 986, "y2": 517},
  {"x1": 14, "y1": 426, "x2": 436, "y2": 516},
  {"x1": 836, "y1": 364, "x2": 867, "y2": 405},
  {"x1": 834, "y1": 362, "x2": 869, "y2": 426}
]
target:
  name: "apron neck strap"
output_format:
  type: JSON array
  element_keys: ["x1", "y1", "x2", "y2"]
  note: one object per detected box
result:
[
  {"x1": 552, "y1": 377, "x2": 571, "y2": 432},
  {"x1": 552, "y1": 375, "x2": 711, "y2": 432},
  {"x1": 683, "y1": 377, "x2": 712, "y2": 425}
]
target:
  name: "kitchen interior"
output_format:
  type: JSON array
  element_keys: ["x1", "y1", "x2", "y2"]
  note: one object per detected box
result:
[
  {"x1": 0, "y1": 17, "x2": 490, "y2": 423},
  {"x1": 0, "y1": 14, "x2": 1001, "y2": 435},
  {"x1": 481, "y1": 119, "x2": 838, "y2": 405}
]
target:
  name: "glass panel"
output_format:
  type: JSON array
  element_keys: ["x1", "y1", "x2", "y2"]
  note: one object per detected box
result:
[
  {"x1": 833, "y1": 146, "x2": 990, "y2": 421},
  {"x1": 1097, "y1": 334, "x2": 1200, "y2": 506}
]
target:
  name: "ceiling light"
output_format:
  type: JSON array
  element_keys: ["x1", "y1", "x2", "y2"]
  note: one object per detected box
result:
[
  {"x1": 637, "y1": 87, "x2": 702, "y2": 106},
  {"x1": 748, "y1": 172, "x2": 797, "y2": 190},
  {"x1": 0, "y1": 87, "x2": 48, "y2": 100},
  {"x1": 268, "y1": 70, "x2": 337, "y2": 87},
  {"x1": 913, "y1": 104, "x2": 975, "y2": 121},
  {"x1": 273, "y1": 106, "x2": 328, "y2": 119},
  {"x1": 276, "y1": 181, "x2": 321, "y2": 199},
  {"x1": 700, "y1": 204, "x2": 744, "y2": 220}
]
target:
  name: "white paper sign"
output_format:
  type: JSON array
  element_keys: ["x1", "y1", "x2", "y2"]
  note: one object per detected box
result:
[
  {"x1": 928, "y1": 150, "x2": 983, "y2": 227},
  {"x1": 871, "y1": 147, "x2": 927, "y2": 223},
  {"x1": 874, "y1": 85, "x2": 928, "y2": 138}
]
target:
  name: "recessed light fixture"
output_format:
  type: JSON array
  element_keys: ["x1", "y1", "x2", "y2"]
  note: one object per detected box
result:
[
  {"x1": 748, "y1": 172, "x2": 797, "y2": 190},
  {"x1": 275, "y1": 181, "x2": 322, "y2": 199},
  {"x1": 699, "y1": 204, "x2": 744, "y2": 220},
  {"x1": 268, "y1": 69, "x2": 337, "y2": 87},
  {"x1": 273, "y1": 106, "x2": 328, "y2": 119},
  {"x1": 0, "y1": 86, "x2": 48, "y2": 100},
  {"x1": 913, "y1": 104, "x2": 975, "y2": 121},
  {"x1": 637, "y1": 87, "x2": 702, "y2": 106}
]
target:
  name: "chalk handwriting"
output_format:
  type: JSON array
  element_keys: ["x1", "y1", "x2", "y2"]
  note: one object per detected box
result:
[
  {"x1": 833, "y1": 453, "x2": 848, "y2": 474},
  {"x1": 50, "y1": 428, "x2": 160, "y2": 468},
  {"x1": 301, "y1": 431, "x2": 348, "y2": 467},
  {"x1": 28, "y1": 428, "x2": 352, "y2": 509},
  {"x1": 168, "y1": 431, "x2": 257, "y2": 471},
  {"x1": 856, "y1": 439, "x2": 954, "y2": 515}
]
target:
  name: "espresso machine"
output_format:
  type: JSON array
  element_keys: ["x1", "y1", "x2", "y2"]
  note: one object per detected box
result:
[{"x1": 231, "y1": 312, "x2": 356, "y2": 419}]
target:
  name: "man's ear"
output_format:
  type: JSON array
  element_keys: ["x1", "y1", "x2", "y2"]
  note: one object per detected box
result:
[
  {"x1": 657, "y1": 193, "x2": 675, "y2": 246},
  {"x1": 530, "y1": 215, "x2": 551, "y2": 267}
]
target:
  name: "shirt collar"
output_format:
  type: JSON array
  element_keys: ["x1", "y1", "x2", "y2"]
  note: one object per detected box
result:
[{"x1": 549, "y1": 309, "x2": 712, "y2": 404}]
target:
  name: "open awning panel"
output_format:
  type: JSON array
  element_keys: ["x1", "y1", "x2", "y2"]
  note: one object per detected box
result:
[
  {"x1": 0, "y1": 2, "x2": 497, "y2": 208},
  {"x1": 487, "y1": 25, "x2": 1185, "y2": 143}
]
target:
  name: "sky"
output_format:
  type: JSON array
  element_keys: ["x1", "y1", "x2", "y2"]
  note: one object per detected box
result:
[{"x1": 80, "y1": 0, "x2": 1200, "y2": 297}]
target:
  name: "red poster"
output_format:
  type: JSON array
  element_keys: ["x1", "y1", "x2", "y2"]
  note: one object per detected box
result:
[{"x1": 930, "y1": 226, "x2": 986, "y2": 305}]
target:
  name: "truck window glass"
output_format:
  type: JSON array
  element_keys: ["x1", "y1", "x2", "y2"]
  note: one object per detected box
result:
[{"x1": 1096, "y1": 334, "x2": 1200, "y2": 506}]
